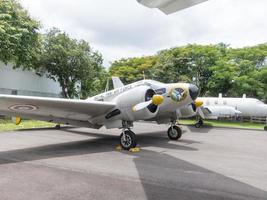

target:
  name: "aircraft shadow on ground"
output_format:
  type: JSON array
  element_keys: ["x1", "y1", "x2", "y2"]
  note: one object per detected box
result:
[
  {"x1": 0, "y1": 128, "x2": 198, "y2": 166},
  {"x1": 1, "y1": 127, "x2": 266, "y2": 200},
  {"x1": 128, "y1": 148, "x2": 267, "y2": 200},
  {"x1": 185, "y1": 125, "x2": 214, "y2": 133}
]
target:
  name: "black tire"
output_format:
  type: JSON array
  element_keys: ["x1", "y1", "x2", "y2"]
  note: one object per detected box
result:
[
  {"x1": 264, "y1": 126, "x2": 267, "y2": 131},
  {"x1": 167, "y1": 126, "x2": 182, "y2": 140},
  {"x1": 199, "y1": 119, "x2": 204, "y2": 126},
  {"x1": 120, "y1": 130, "x2": 137, "y2": 150},
  {"x1": 55, "y1": 124, "x2": 61, "y2": 130},
  {"x1": 195, "y1": 122, "x2": 202, "y2": 128}
]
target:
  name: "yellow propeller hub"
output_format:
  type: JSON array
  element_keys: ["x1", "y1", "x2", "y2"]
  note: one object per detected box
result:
[
  {"x1": 194, "y1": 99, "x2": 203, "y2": 107},
  {"x1": 152, "y1": 95, "x2": 164, "y2": 106}
]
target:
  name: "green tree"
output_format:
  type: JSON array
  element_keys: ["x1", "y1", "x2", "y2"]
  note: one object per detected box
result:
[
  {"x1": 207, "y1": 59, "x2": 237, "y2": 96},
  {"x1": 109, "y1": 56, "x2": 157, "y2": 84},
  {"x1": 154, "y1": 44, "x2": 225, "y2": 95},
  {"x1": 0, "y1": 0, "x2": 40, "y2": 68},
  {"x1": 37, "y1": 28, "x2": 104, "y2": 98}
]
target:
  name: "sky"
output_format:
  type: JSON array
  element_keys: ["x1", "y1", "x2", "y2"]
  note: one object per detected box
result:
[{"x1": 20, "y1": 0, "x2": 267, "y2": 67}]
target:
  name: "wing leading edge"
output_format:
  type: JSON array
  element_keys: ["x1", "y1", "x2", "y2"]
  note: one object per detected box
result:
[{"x1": 0, "y1": 95, "x2": 116, "y2": 127}]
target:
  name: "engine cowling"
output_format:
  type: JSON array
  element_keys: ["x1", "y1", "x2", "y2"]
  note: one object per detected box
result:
[{"x1": 115, "y1": 85, "x2": 161, "y2": 121}]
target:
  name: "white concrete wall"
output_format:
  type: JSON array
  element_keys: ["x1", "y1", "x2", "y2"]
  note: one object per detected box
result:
[{"x1": 0, "y1": 62, "x2": 61, "y2": 97}]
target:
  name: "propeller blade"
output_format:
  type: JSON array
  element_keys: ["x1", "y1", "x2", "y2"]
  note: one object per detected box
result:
[
  {"x1": 196, "y1": 107, "x2": 205, "y2": 119},
  {"x1": 132, "y1": 94, "x2": 164, "y2": 112},
  {"x1": 132, "y1": 100, "x2": 152, "y2": 112}
]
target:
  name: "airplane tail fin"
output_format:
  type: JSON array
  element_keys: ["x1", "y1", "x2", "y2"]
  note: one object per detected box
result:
[{"x1": 112, "y1": 77, "x2": 124, "y2": 89}]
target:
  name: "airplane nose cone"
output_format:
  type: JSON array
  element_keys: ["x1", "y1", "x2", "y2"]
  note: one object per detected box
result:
[{"x1": 189, "y1": 84, "x2": 199, "y2": 101}]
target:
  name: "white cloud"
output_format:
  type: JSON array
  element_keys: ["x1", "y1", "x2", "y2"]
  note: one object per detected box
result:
[{"x1": 20, "y1": 0, "x2": 267, "y2": 66}]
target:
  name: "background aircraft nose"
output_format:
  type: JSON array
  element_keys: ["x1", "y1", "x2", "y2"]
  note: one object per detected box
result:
[{"x1": 189, "y1": 84, "x2": 199, "y2": 101}]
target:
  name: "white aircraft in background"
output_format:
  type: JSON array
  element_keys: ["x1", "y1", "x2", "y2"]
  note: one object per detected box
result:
[
  {"x1": 0, "y1": 79, "x2": 199, "y2": 150},
  {"x1": 180, "y1": 94, "x2": 267, "y2": 129},
  {"x1": 137, "y1": 0, "x2": 208, "y2": 14}
]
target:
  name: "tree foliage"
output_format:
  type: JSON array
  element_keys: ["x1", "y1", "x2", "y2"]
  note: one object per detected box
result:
[
  {"x1": 109, "y1": 56, "x2": 157, "y2": 84},
  {"x1": 0, "y1": 0, "x2": 40, "y2": 68},
  {"x1": 109, "y1": 43, "x2": 267, "y2": 102},
  {"x1": 36, "y1": 28, "x2": 104, "y2": 98}
]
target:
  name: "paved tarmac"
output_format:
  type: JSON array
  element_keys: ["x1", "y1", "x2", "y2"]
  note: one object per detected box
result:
[{"x1": 0, "y1": 123, "x2": 266, "y2": 200}]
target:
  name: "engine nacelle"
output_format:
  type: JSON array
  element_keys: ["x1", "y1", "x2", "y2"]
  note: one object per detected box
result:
[
  {"x1": 179, "y1": 105, "x2": 196, "y2": 118},
  {"x1": 115, "y1": 85, "x2": 159, "y2": 121}
]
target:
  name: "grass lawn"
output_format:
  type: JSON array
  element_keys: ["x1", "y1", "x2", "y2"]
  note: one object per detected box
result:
[
  {"x1": 0, "y1": 119, "x2": 265, "y2": 132},
  {"x1": 180, "y1": 119, "x2": 266, "y2": 130},
  {"x1": 0, "y1": 119, "x2": 55, "y2": 132}
]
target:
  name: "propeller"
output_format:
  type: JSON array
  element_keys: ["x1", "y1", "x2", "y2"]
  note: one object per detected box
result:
[
  {"x1": 191, "y1": 99, "x2": 205, "y2": 119},
  {"x1": 132, "y1": 94, "x2": 164, "y2": 112}
]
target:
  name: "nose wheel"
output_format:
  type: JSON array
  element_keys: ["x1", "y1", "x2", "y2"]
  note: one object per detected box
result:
[
  {"x1": 195, "y1": 119, "x2": 204, "y2": 128},
  {"x1": 167, "y1": 125, "x2": 182, "y2": 140},
  {"x1": 120, "y1": 130, "x2": 137, "y2": 150}
]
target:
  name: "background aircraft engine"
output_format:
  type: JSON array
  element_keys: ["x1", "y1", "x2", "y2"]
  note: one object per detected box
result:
[{"x1": 115, "y1": 85, "x2": 163, "y2": 121}]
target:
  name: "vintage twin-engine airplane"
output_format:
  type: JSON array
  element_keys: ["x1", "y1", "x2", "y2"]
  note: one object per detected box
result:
[
  {"x1": 0, "y1": 0, "x2": 209, "y2": 150},
  {"x1": 0, "y1": 79, "x2": 199, "y2": 150}
]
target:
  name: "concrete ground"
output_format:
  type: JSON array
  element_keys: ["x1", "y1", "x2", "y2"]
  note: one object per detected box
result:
[{"x1": 0, "y1": 123, "x2": 266, "y2": 200}]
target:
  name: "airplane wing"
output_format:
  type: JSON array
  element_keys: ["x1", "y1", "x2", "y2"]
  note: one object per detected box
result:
[
  {"x1": 0, "y1": 95, "x2": 116, "y2": 128},
  {"x1": 137, "y1": 0, "x2": 208, "y2": 14},
  {"x1": 202, "y1": 105, "x2": 241, "y2": 118}
]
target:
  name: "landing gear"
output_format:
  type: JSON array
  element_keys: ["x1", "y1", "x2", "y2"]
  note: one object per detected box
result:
[
  {"x1": 55, "y1": 124, "x2": 61, "y2": 130},
  {"x1": 119, "y1": 121, "x2": 137, "y2": 150},
  {"x1": 167, "y1": 123, "x2": 182, "y2": 140},
  {"x1": 195, "y1": 119, "x2": 203, "y2": 128},
  {"x1": 120, "y1": 130, "x2": 137, "y2": 150}
]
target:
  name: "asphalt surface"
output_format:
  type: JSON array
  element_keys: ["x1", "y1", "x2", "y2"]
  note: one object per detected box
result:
[{"x1": 0, "y1": 123, "x2": 266, "y2": 200}]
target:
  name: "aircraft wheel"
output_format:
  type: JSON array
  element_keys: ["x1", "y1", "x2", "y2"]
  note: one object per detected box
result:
[
  {"x1": 55, "y1": 124, "x2": 61, "y2": 130},
  {"x1": 195, "y1": 122, "x2": 202, "y2": 128},
  {"x1": 167, "y1": 126, "x2": 182, "y2": 140},
  {"x1": 120, "y1": 130, "x2": 137, "y2": 150},
  {"x1": 264, "y1": 126, "x2": 267, "y2": 131},
  {"x1": 195, "y1": 119, "x2": 203, "y2": 128}
]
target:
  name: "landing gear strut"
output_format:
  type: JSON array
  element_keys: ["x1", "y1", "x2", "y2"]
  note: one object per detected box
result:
[
  {"x1": 167, "y1": 121, "x2": 182, "y2": 140},
  {"x1": 119, "y1": 121, "x2": 137, "y2": 150},
  {"x1": 195, "y1": 119, "x2": 203, "y2": 128}
]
